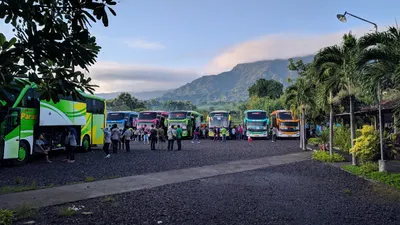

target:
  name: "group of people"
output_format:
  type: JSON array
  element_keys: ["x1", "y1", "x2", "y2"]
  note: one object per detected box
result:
[{"x1": 102, "y1": 123, "x2": 185, "y2": 158}]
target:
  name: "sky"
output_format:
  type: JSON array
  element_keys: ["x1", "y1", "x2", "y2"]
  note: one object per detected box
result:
[{"x1": 2, "y1": 0, "x2": 400, "y2": 93}]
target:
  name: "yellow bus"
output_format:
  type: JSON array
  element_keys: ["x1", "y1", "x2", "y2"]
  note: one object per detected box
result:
[
  {"x1": 270, "y1": 110, "x2": 300, "y2": 138},
  {"x1": 207, "y1": 110, "x2": 231, "y2": 138}
]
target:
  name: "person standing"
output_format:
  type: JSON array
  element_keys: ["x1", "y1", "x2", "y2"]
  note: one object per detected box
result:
[
  {"x1": 216, "y1": 127, "x2": 221, "y2": 142},
  {"x1": 231, "y1": 126, "x2": 236, "y2": 140},
  {"x1": 143, "y1": 125, "x2": 149, "y2": 145},
  {"x1": 157, "y1": 126, "x2": 166, "y2": 150},
  {"x1": 213, "y1": 126, "x2": 218, "y2": 142},
  {"x1": 122, "y1": 126, "x2": 132, "y2": 152},
  {"x1": 150, "y1": 125, "x2": 157, "y2": 150},
  {"x1": 167, "y1": 125, "x2": 175, "y2": 151},
  {"x1": 111, "y1": 124, "x2": 120, "y2": 153},
  {"x1": 239, "y1": 125, "x2": 243, "y2": 140},
  {"x1": 176, "y1": 125, "x2": 183, "y2": 150},
  {"x1": 272, "y1": 126, "x2": 278, "y2": 143},
  {"x1": 102, "y1": 127, "x2": 111, "y2": 158},
  {"x1": 221, "y1": 126, "x2": 227, "y2": 142},
  {"x1": 65, "y1": 127, "x2": 77, "y2": 163},
  {"x1": 192, "y1": 126, "x2": 200, "y2": 143}
]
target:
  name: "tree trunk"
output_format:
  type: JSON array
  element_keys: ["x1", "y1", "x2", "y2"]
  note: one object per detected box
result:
[
  {"x1": 329, "y1": 90, "x2": 334, "y2": 156},
  {"x1": 299, "y1": 110, "x2": 303, "y2": 149},
  {"x1": 302, "y1": 107, "x2": 306, "y2": 151},
  {"x1": 349, "y1": 95, "x2": 356, "y2": 165}
]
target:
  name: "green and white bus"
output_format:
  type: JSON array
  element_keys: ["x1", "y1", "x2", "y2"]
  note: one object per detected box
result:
[
  {"x1": 167, "y1": 110, "x2": 203, "y2": 138},
  {"x1": 0, "y1": 81, "x2": 106, "y2": 166}
]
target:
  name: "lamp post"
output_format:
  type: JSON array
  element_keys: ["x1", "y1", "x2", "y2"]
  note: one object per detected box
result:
[{"x1": 337, "y1": 12, "x2": 386, "y2": 171}]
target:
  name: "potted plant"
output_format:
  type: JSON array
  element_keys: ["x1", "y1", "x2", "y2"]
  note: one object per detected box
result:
[{"x1": 317, "y1": 129, "x2": 329, "y2": 151}]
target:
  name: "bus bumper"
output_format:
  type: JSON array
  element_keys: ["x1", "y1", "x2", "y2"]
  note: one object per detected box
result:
[
  {"x1": 277, "y1": 132, "x2": 300, "y2": 138},
  {"x1": 247, "y1": 132, "x2": 268, "y2": 138}
]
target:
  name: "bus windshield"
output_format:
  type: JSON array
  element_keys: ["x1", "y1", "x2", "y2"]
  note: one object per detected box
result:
[
  {"x1": 247, "y1": 111, "x2": 267, "y2": 120},
  {"x1": 107, "y1": 113, "x2": 126, "y2": 121},
  {"x1": 278, "y1": 112, "x2": 294, "y2": 120},
  {"x1": 281, "y1": 122, "x2": 299, "y2": 127},
  {"x1": 169, "y1": 112, "x2": 187, "y2": 119},
  {"x1": 209, "y1": 113, "x2": 229, "y2": 127},
  {"x1": 139, "y1": 112, "x2": 157, "y2": 120}
]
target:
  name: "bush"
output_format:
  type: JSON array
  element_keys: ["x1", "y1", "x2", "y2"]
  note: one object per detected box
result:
[
  {"x1": 334, "y1": 125, "x2": 351, "y2": 153},
  {"x1": 350, "y1": 125, "x2": 379, "y2": 162},
  {"x1": 0, "y1": 209, "x2": 13, "y2": 225},
  {"x1": 308, "y1": 138, "x2": 319, "y2": 145},
  {"x1": 312, "y1": 151, "x2": 346, "y2": 163}
]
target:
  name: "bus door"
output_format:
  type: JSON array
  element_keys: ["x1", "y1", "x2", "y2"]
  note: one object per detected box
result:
[{"x1": 4, "y1": 109, "x2": 21, "y2": 159}]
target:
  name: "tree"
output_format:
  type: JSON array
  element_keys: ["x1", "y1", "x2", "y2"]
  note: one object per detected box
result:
[
  {"x1": 107, "y1": 93, "x2": 146, "y2": 111},
  {"x1": 248, "y1": 79, "x2": 283, "y2": 99},
  {"x1": 0, "y1": 0, "x2": 117, "y2": 102},
  {"x1": 163, "y1": 100, "x2": 197, "y2": 111}
]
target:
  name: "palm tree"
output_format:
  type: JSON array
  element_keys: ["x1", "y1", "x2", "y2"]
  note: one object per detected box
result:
[
  {"x1": 285, "y1": 77, "x2": 315, "y2": 150},
  {"x1": 314, "y1": 32, "x2": 360, "y2": 165}
]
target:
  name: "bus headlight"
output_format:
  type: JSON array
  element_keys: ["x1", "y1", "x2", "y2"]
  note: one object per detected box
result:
[{"x1": 182, "y1": 125, "x2": 187, "y2": 129}]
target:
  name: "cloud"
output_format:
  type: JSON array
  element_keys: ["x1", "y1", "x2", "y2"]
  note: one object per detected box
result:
[
  {"x1": 123, "y1": 38, "x2": 165, "y2": 50},
  {"x1": 204, "y1": 26, "x2": 374, "y2": 74},
  {"x1": 84, "y1": 61, "x2": 200, "y2": 93}
]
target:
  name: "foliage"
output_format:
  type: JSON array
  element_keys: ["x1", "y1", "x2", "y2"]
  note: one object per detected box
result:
[
  {"x1": 0, "y1": 0, "x2": 118, "y2": 102},
  {"x1": 58, "y1": 207, "x2": 76, "y2": 217},
  {"x1": 248, "y1": 78, "x2": 283, "y2": 99},
  {"x1": 312, "y1": 151, "x2": 346, "y2": 163},
  {"x1": 318, "y1": 128, "x2": 330, "y2": 145},
  {"x1": 384, "y1": 132, "x2": 400, "y2": 159},
  {"x1": 342, "y1": 164, "x2": 400, "y2": 190},
  {"x1": 163, "y1": 100, "x2": 197, "y2": 111},
  {"x1": 0, "y1": 209, "x2": 13, "y2": 225},
  {"x1": 106, "y1": 93, "x2": 146, "y2": 111},
  {"x1": 308, "y1": 137, "x2": 319, "y2": 145},
  {"x1": 350, "y1": 125, "x2": 380, "y2": 162},
  {"x1": 334, "y1": 125, "x2": 352, "y2": 153}
]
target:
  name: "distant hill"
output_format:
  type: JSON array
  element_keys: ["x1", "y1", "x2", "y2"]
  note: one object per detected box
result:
[
  {"x1": 159, "y1": 55, "x2": 314, "y2": 104},
  {"x1": 96, "y1": 90, "x2": 169, "y2": 100}
]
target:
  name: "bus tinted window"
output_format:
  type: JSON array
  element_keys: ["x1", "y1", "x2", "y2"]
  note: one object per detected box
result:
[
  {"x1": 107, "y1": 113, "x2": 126, "y2": 121},
  {"x1": 247, "y1": 112, "x2": 266, "y2": 120},
  {"x1": 169, "y1": 112, "x2": 187, "y2": 119},
  {"x1": 281, "y1": 122, "x2": 299, "y2": 127},
  {"x1": 139, "y1": 112, "x2": 157, "y2": 120},
  {"x1": 278, "y1": 112, "x2": 293, "y2": 120}
]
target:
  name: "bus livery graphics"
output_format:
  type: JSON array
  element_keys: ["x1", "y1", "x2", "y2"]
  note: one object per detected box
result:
[
  {"x1": 270, "y1": 110, "x2": 300, "y2": 138},
  {"x1": 244, "y1": 110, "x2": 269, "y2": 139},
  {"x1": 168, "y1": 111, "x2": 203, "y2": 138},
  {"x1": 207, "y1": 111, "x2": 231, "y2": 138},
  {"x1": 106, "y1": 111, "x2": 139, "y2": 130},
  {"x1": 0, "y1": 82, "x2": 106, "y2": 166}
]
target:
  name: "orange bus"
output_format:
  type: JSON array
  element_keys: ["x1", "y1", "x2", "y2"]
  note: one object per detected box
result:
[{"x1": 270, "y1": 110, "x2": 300, "y2": 138}]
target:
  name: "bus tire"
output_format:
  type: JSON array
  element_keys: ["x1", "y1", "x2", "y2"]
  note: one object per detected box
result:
[
  {"x1": 12, "y1": 141, "x2": 30, "y2": 166},
  {"x1": 82, "y1": 135, "x2": 91, "y2": 152}
]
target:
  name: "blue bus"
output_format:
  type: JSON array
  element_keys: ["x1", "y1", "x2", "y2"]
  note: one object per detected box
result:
[
  {"x1": 106, "y1": 111, "x2": 139, "y2": 130},
  {"x1": 244, "y1": 110, "x2": 269, "y2": 139}
]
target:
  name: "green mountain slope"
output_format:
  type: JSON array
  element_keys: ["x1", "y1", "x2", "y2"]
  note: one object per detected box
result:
[{"x1": 160, "y1": 55, "x2": 313, "y2": 103}]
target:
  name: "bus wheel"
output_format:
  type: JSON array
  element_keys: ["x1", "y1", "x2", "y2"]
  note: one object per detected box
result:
[
  {"x1": 12, "y1": 141, "x2": 30, "y2": 166},
  {"x1": 82, "y1": 135, "x2": 91, "y2": 152}
]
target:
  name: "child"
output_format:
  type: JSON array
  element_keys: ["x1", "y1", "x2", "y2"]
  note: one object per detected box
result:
[{"x1": 272, "y1": 127, "x2": 278, "y2": 142}]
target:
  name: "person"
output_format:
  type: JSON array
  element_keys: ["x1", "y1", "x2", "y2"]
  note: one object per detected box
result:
[
  {"x1": 133, "y1": 127, "x2": 138, "y2": 142},
  {"x1": 239, "y1": 125, "x2": 243, "y2": 140},
  {"x1": 150, "y1": 125, "x2": 157, "y2": 150},
  {"x1": 272, "y1": 126, "x2": 278, "y2": 142},
  {"x1": 216, "y1": 127, "x2": 221, "y2": 142},
  {"x1": 157, "y1": 126, "x2": 166, "y2": 150},
  {"x1": 143, "y1": 125, "x2": 149, "y2": 145},
  {"x1": 139, "y1": 126, "x2": 144, "y2": 142},
  {"x1": 176, "y1": 125, "x2": 183, "y2": 150},
  {"x1": 243, "y1": 126, "x2": 247, "y2": 140},
  {"x1": 119, "y1": 128, "x2": 125, "y2": 150},
  {"x1": 65, "y1": 127, "x2": 77, "y2": 163},
  {"x1": 122, "y1": 126, "x2": 132, "y2": 152},
  {"x1": 213, "y1": 126, "x2": 218, "y2": 142},
  {"x1": 111, "y1": 124, "x2": 120, "y2": 153},
  {"x1": 231, "y1": 126, "x2": 236, "y2": 140},
  {"x1": 34, "y1": 133, "x2": 52, "y2": 163},
  {"x1": 167, "y1": 125, "x2": 175, "y2": 151},
  {"x1": 201, "y1": 126, "x2": 206, "y2": 139},
  {"x1": 102, "y1": 127, "x2": 111, "y2": 158},
  {"x1": 221, "y1": 126, "x2": 227, "y2": 142},
  {"x1": 192, "y1": 127, "x2": 200, "y2": 143}
]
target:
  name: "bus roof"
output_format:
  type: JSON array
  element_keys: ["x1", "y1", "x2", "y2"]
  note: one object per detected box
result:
[
  {"x1": 209, "y1": 110, "x2": 229, "y2": 114},
  {"x1": 244, "y1": 110, "x2": 266, "y2": 113},
  {"x1": 107, "y1": 111, "x2": 138, "y2": 114},
  {"x1": 270, "y1": 110, "x2": 291, "y2": 114}
]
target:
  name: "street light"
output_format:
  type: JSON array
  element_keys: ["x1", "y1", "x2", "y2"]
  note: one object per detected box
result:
[{"x1": 336, "y1": 11, "x2": 385, "y2": 171}]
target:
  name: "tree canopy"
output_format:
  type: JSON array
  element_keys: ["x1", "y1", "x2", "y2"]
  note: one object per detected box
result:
[
  {"x1": 248, "y1": 78, "x2": 283, "y2": 99},
  {"x1": 0, "y1": 0, "x2": 117, "y2": 102},
  {"x1": 107, "y1": 92, "x2": 146, "y2": 111}
]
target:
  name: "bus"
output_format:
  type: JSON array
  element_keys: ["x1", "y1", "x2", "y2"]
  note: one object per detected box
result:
[
  {"x1": 270, "y1": 110, "x2": 300, "y2": 138},
  {"x1": 137, "y1": 111, "x2": 168, "y2": 128},
  {"x1": 106, "y1": 111, "x2": 139, "y2": 130},
  {"x1": 0, "y1": 82, "x2": 106, "y2": 166},
  {"x1": 207, "y1": 110, "x2": 231, "y2": 139},
  {"x1": 244, "y1": 110, "x2": 269, "y2": 139},
  {"x1": 168, "y1": 111, "x2": 203, "y2": 138}
]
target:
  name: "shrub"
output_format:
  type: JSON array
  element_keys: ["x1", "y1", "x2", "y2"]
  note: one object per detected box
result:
[
  {"x1": 0, "y1": 209, "x2": 13, "y2": 225},
  {"x1": 334, "y1": 125, "x2": 351, "y2": 153},
  {"x1": 350, "y1": 125, "x2": 379, "y2": 162},
  {"x1": 308, "y1": 138, "x2": 319, "y2": 145},
  {"x1": 312, "y1": 151, "x2": 346, "y2": 163}
]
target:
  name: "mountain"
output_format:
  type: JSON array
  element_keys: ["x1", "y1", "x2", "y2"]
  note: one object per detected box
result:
[
  {"x1": 159, "y1": 55, "x2": 314, "y2": 103},
  {"x1": 96, "y1": 90, "x2": 169, "y2": 100}
]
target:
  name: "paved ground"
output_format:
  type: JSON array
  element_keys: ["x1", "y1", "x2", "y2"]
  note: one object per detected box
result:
[
  {"x1": 0, "y1": 139, "x2": 299, "y2": 188},
  {"x1": 13, "y1": 160, "x2": 400, "y2": 225}
]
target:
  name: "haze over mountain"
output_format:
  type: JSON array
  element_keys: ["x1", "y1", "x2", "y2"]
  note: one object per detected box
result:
[{"x1": 159, "y1": 55, "x2": 314, "y2": 104}]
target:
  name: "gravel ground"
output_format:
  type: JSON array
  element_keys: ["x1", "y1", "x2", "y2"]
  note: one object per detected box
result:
[
  {"x1": 0, "y1": 139, "x2": 300, "y2": 189},
  {"x1": 14, "y1": 160, "x2": 400, "y2": 225}
]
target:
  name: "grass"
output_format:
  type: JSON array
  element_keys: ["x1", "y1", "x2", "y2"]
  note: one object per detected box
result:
[
  {"x1": 343, "y1": 188, "x2": 352, "y2": 195},
  {"x1": 342, "y1": 163, "x2": 400, "y2": 190},
  {"x1": 58, "y1": 207, "x2": 76, "y2": 217},
  {"x1": 14, "y1": 177, "x2": 23, "y2": 185},
  {"x1": 14, "y1": 203, "x2": 37, "y2": 220},
  {"x1": 103, "y1": 196, "x2": 115, "y2": 202},
  {"x1": 0, "y1": 181, "x2": 37, "y2": 195},
  {"x1": 84, "y1": 176, "x2": 96, "y2": 182},
  {"x1": 312, "y1": 151, "x2": 346, "y2": 163},
  {"x1": 0, "y1": 209, "x2": 13, "y2": 225}
]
